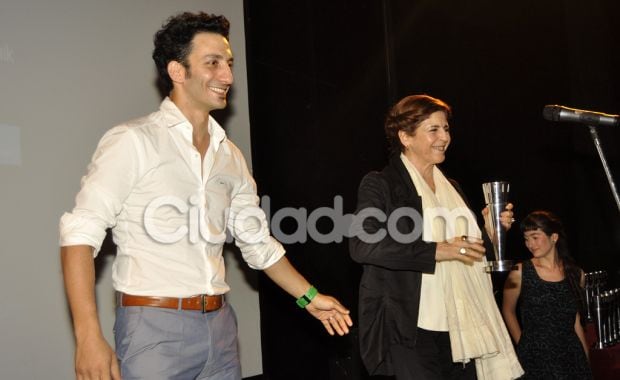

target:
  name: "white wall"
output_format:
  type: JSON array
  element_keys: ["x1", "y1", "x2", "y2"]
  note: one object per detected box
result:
[{"x1": 0, "y1": 1, "x2": 263, "y2": 378}]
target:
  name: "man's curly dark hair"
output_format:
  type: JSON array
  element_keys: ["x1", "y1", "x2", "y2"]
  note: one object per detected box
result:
[{"x1": 152, "y1": 12, "x2": 230, "y2": 95}]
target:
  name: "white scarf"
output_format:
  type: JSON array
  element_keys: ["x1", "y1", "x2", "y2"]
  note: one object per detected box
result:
[{"x1": 401, "y1": 154, "x2": 523, "y2": 379}]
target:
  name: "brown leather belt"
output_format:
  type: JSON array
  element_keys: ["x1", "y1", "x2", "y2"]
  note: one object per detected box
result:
[{"x1": 119, "y1": 293, "x2": 224, "y2": 313}]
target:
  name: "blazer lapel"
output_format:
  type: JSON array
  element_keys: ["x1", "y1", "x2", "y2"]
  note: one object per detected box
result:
[{"x1": 385, "y1": 154, "x2": 421, "y2": 209}]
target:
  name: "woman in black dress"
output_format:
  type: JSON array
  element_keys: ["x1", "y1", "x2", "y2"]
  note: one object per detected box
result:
[{"x1": 502, "y1": 211, "x2": 592, "y2": 379}]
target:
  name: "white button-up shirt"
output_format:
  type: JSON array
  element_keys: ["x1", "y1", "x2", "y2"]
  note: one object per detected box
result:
[{"x1": 60, "y1": 98, "x2": 285, "y2": 297}]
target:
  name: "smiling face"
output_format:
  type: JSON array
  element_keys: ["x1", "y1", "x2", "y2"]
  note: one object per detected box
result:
[
  {"x1": 170, "y1": 32, "x2": 234, "y2": 113},
  {"x1": 399, "y1": 111, "x2": 451, "y2": 173},
  {"x1": 523, "y1": 228, "x2": 558, "y2": 259}
]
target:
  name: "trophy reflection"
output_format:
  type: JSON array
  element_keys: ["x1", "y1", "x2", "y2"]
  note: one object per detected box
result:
[{"x1": 482, "y1": 181, "x2": 516, "y2": 272}]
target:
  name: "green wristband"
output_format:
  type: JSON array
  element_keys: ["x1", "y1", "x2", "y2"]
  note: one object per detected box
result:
[{"x1": 296, "y1": 286, "x2": 318, "y2": 308}]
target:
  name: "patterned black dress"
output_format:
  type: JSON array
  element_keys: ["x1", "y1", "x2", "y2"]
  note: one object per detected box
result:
[{"x1": 517, "y1": 260, "x2": 592, "y2": 379}]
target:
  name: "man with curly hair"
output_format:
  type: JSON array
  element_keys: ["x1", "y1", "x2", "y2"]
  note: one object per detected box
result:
[{"x1": 60, "y1": 12, "x2": 352, "y2": 380}]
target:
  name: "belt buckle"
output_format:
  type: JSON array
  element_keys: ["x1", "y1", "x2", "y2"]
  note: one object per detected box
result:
[{"x1": 201, "y1": 295, "x2": 208, "y2": 313}]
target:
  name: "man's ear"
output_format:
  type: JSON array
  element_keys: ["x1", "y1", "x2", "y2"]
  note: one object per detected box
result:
[{"x1": 167, "y1": 61, "x2": 186, "y2": 84}]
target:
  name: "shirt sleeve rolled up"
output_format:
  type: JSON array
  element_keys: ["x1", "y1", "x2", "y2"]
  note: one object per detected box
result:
[{"x1": 59, "y1": 125, "x2": 141, "y2": 256}]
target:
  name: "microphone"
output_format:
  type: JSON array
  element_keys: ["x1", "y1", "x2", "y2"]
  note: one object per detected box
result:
[{"x1": 543, "y1": 105, "x2": 619, "y2": 127}]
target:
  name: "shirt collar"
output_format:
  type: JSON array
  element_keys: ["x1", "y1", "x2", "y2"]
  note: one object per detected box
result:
[{"x1": 159, "y1": 97, "x2": 227, "y2": 148}]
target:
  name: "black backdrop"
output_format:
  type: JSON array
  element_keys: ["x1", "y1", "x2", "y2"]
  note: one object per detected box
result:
[{"x1": 243, "y1": 1, "x2": 620, "y2": 379}]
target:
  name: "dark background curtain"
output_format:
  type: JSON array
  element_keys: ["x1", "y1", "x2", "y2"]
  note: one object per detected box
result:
[{"x1": 243, "y1": 0, "x2": 620, "y2": 378}]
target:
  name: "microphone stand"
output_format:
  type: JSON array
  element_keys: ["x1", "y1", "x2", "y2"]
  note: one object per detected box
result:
[{"x1": 587, "y1": 125, "x2": 620, "y2": 214}]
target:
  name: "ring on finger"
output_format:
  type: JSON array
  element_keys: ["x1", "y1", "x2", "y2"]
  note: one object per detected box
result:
[
  {"x1": 461, "y1": 235, "x2": 467, "y2": 242},
  {"x1": 459, "y1": 247, "x2": 467, "y2": 255}
]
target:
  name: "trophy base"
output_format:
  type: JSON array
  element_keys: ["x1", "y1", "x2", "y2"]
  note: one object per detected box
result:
[{"x1": 484, "y1": 260, "x2": 517, "y2": 273}]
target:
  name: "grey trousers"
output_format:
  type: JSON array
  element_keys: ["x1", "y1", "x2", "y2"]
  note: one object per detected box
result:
[{"x1": 114, "y1": 302, "x2": 241, "y2": 380}]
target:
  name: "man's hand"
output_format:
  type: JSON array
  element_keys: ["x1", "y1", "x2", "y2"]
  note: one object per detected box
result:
[
  {"x1": 305, "y1": 294, "x2": 353, "y2": 336},
  {"x1": 61, "y1": 245, "x2": 120, "y2": 379},
  {"x1": 75, "y1": 333, "x2": 121, "y2": 380},
  {"x1": 262, "y1": 256, "x2": 353, "y2": 335}
]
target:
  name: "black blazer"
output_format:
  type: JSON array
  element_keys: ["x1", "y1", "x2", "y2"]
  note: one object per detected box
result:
[{"x1": 349, "y1": 155, "x2": 492, "y2": 376}]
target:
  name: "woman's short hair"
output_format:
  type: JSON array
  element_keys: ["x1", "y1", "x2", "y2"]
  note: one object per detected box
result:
[{"x1": 384, "y1": 94, "x2": 451, "y2": 153}]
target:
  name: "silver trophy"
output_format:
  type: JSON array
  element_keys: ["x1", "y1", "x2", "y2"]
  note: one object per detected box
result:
[{"x1": 482, "y1": 181, "x2": 516, "y2": 272}]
